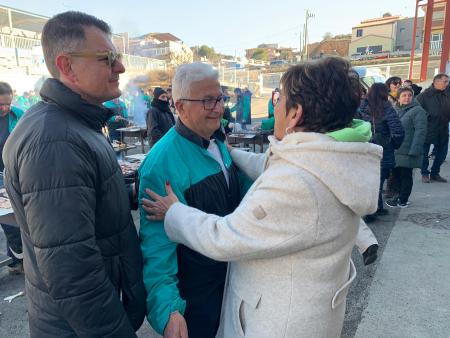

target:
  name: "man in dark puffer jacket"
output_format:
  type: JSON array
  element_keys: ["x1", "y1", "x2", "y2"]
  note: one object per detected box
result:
[{"x1": 3, "y1": 11, "x2": 145, "y2": 338}]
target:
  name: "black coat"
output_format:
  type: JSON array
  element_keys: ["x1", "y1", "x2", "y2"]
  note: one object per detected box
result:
[
  {"x1": 416, "y1": 85, "x2": 450, "y2": 145},
  {"x1": 3, "y1": 79, "x2": 146, "y2": 338},
  {"x1": 146, "y1": 99, "x2": 175, "y2": 147},
  {"x1": 358, "y1": 100, "x2": 405, "y2": 169}
]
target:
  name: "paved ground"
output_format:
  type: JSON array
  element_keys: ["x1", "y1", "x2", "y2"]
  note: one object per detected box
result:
[{"x1": 1, "y1": 134, "x2": 450, "y2": 337}]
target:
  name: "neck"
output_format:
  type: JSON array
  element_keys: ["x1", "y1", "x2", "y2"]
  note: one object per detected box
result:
[
  {"x1": 180, "y1": 119, "x2": 211, "y2": 140},
  {"x1": 60, "y1": 78, "x2": 103, "y2": 106}
]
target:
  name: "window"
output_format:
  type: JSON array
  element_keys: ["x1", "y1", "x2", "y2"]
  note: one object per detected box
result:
[
  {"x1": 356, "y1": 29, "x2": 363, "y2": 37},
  {"x1": 432, "y1": 33, "x2": 443, "y2": 41}
]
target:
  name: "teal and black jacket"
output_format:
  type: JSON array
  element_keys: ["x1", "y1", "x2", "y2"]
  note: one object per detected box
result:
[
  {"x1": 138, "y1": 120, "x2": 251, "y2": 337},
  {"x1": 9, "y1": 106, "x2": 24, "y2": 132}
]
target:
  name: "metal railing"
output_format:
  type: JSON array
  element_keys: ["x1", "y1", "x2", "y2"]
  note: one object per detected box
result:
[
  {"x1": 430, "y1": 40, "x2": 443, "y2": 56},
  {"x1": 0, "y1": 34, "x2": 41, "y2": 49},
  {"x1": 0, "y1": 33, "x2": 167, "y2": 74}
]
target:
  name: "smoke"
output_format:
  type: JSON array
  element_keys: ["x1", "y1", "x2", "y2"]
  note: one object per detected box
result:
[{"x1": 124, "y1": 82, "x2": 148, "y2": 126}]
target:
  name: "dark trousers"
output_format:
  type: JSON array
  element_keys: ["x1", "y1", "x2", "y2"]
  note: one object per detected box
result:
[
  {"x1": 392, "y1": 167, "x2": 414, "y2": 204},
  {"x1": 422, "y1": 143, "x2": 448, "y2": 176},
  {"x1": 1, "y1": 223, "x2": 22, "y2": 264},
  {"x1": 378, "y1": 167, "x2": 391, "y2": 211}
]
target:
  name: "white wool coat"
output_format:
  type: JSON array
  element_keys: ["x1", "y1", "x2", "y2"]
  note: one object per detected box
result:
[{"x1": 165, "y1": 132, "x2": 382, "y2": 338}]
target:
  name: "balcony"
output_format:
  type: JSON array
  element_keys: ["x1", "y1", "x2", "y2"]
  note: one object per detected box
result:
[{"x1": 430, "y1": 40, "x2": 443, "y2": 56}]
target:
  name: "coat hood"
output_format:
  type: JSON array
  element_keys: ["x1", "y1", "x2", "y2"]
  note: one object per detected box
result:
[{"x1": 268, "y1": 132, "x2": 382, "y2": 216}]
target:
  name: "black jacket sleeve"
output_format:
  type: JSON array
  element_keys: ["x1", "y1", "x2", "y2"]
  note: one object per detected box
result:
[
  {"x1": 19, "y1": 140, "x2": 137, "y2": 338},
  {"x1": 148, "y1": 108, "x2": 164, "y2": 143}
]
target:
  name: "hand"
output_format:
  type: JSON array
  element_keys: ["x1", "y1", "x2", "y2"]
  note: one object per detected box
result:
[
  {"x1": 225, "y1": 142, "x2": 234, "y2": 152},
  {"x1": 141, "y1": 181, "x2": 179, "y2": 221},
  {"x1": 252, "y1": 122, "x2": 261, "y2": 130},
  {"x1": 116, "y1": 115, "x2": 125, "y2": 122},
  {"x1": 164, "y1": 311, "x2": 188, "y2": 338}
]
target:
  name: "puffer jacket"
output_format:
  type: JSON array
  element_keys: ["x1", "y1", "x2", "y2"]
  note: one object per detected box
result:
[
  {"x1": 394, "y1": 100, "x2": 428, "y2": 168},
  {"x1": 358, "y1": 100, "x2": 404, "y2": 169},
  {"x1": 146, "y1": 99, "x2": 175, "y2": 147},
  {"x1": 416, "y1": 85, "x2": 450, "y2": 145},
  {"x1": 3, "y1": 78, "x2": 146, "y2": 338}
]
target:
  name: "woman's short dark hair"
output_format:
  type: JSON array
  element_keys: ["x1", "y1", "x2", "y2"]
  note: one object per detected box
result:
[
  {"x1": 0, "y1": 82, "x2": 13, "y2": 96},
  {"x1": 42, "y1": 11, "x2": 111, "y2": 79},
  {"x1": 385, "y1": 76, "x2": 402, "y2": 88},
  {"x1": 367, "y1": 83, "x2": 389, "y2": 118},
  {"x1": 397, "y1": 86, "x2": 414, "y2": 98},
  {"x1": 280, "y1": 57, "x2": 360, "y2": 133}
]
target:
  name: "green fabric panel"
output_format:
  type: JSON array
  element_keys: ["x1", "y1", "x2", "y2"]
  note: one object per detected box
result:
[
  {"x1": 326, "y1": 119, "x2": 372, "y2": 142},
  {"x1": 261, "y1": 117, "x2": 275, "y2": 130},
  {"x1": 9, "y1": 106, "x2": 24, "y2": 132}
]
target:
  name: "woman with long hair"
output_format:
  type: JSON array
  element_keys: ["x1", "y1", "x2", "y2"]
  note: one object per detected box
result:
[
  {"x1": 142, "y1": 57, "x2": 382, "y2": 337},
  {"x1": 358, "y1": 83, "x2": 404, "y2": 219}
]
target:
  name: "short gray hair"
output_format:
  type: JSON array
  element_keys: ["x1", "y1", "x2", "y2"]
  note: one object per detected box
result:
[
  {"x1": 172, "y1": 62, "x2": 219, "y2": 102},
  {"x1": 42, "y1": 11, "x2": 111, "y2": 78}
]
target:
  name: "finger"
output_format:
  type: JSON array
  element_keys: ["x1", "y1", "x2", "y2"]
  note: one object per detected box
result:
[
  {"x1": 141, "y1": 197, "x2": 154, "y2": 207},
  {"x1": 165, "y1": 181, "x2": 176, "y2": 197},
  {"x1": 145, "y1": 188, "x2": 162, "y2": 201},
  {"x1": 142, "y1": 203, "x2": 165, "y2": 215},
  {"x1": 146, "y1": 214, "x2": 164, "y2": 221}
]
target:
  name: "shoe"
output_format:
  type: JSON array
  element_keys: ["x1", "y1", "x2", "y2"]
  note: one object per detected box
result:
[
  {"x1": 363, "y1": 214, "x2": 377, "y2": 223},
  {"x1": 430, "y1": 175, "x2": 447, "y2": 183},
  {"x1": 375, "y1": 208, "x2": 389, "y2": 216},
  {"x1": 398, "y1": 202, "x2": 409, "y2": 208},
  {"x1": 422, "y1": 175, "x2": 431, "y2": 183},
  {"x1": 363, "y1": 244, "x2": 379, "y2": 266},
  {"x1": 385, "y1": 198, "x2": 400, "y2": 208},
  {"x1": 7, "y1": 261, "x2": 24, "y2": 275}
]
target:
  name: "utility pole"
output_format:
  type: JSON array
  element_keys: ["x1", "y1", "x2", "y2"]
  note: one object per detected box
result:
[
  {"x1": 304, "y1": 10, "x2": 315, "y2": 60},
  {"x1": 299, "y1": 28, "x2": 303, "y2": 61}
]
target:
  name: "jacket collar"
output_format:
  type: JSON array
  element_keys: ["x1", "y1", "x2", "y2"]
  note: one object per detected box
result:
[
  {"x1": 40, "y1": 78, "x2": 113, "y2": 132},
  {"x1": 175, "y1": 119, "x2": 225, "y2": 149}
]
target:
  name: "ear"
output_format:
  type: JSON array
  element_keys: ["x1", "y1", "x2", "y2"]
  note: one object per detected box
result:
[
  {"x1": 175, "y1": 101, "x2": 185, "y2": 117},
  {"x1": 55, "y1": 54, "x2": 77, "y2": 83},
  {"x1": 288, "y1": 104, "x2": 303, "y2": 128}
]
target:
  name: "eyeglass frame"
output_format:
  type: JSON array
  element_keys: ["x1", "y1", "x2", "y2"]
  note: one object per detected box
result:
[
  {"x1": 271, "y1": 91, "x2": 281, "y2": 107},
  {"x1": 66, "y1": 50, "x2": 123, "y2": 67},
  {"x1": 179, "y1": 95, "x2": 224, "y2": 110}
]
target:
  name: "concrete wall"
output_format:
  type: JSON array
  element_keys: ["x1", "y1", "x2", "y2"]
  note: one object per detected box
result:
[
  {"x1": 395, "y1": 17, "x2": 424, "y2": 51},
  {"x1": 352, "y1": 23, "x2": 396, "y2": 41},
  {"x1": 349, "y1": 35, "x2": 394, "y2": 55}
]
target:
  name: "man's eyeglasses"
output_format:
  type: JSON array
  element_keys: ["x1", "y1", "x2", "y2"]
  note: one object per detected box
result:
[
  {"x1": 67, "y1": 50, "x2": 123, "y2": 67},
  {"x1": 179, "y1": 95, "x2": 224, "y2": 110}
]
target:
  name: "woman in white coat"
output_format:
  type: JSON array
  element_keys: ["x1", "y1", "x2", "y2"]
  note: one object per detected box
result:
[{"x1": 144, "y1": 57, "x2": 382, "y2": 338}]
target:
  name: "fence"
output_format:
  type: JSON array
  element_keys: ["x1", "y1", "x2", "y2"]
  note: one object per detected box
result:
[{"x1": 0, "y1": 33, "x2": 166, "y2": 75}]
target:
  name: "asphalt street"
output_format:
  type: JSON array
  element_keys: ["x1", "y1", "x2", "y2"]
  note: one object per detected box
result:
[{"x1": 1, "y1": 130, "x2": 450, "y2": 338}]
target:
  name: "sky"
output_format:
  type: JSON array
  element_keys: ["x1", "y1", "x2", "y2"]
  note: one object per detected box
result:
[{"x1": 2, "y1": 0, "x2": 418, "y2": 57}]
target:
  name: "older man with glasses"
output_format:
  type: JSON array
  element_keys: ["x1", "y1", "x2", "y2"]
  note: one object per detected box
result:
[
  {"x1": 138, "y1": 62, "x2": 251, "y2": 338},
  {"x1": 3, "y1": 11, "x2": 145, "y2": 338}
]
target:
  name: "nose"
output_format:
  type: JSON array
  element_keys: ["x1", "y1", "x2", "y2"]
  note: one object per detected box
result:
[{"x1": 113, "y1": 58, "x2": 126, "y2": 74}]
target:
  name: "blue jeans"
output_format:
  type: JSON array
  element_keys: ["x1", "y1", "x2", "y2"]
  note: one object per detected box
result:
[{"x1": 421, "y1": 143, "x2": 449, "y2": 176}]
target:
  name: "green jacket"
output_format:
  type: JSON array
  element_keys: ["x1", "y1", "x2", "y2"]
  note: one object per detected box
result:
[
  {"x1": 138, "y1": 121, "x2": 251, "y2": 335},
  {"x1": 394, "y1": 101, "x2": 428, "y2": 168},
  {"x1": 9, "y1": 106, "x2": 24, "y2": 132}
]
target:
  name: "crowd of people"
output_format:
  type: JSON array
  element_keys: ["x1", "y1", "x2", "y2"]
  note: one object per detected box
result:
[
  {"x1": 1, "y1": 9, "x2": 449, "y2": 338},
  {"x1": 357, "y1": 73, "x2": 450, "y2": 223}
]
